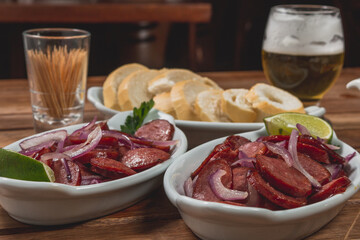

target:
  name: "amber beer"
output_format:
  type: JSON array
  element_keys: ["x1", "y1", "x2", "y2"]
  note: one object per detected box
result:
[
  {"x1": 262, "y1": 50, "x2": 344, "y2": 100},
  {"x1": 262, "y1": 5, "x2": 344, "y2": 102}
]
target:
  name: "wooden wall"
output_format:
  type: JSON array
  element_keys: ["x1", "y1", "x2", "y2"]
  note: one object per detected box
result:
[{"x1": 0, "y1": 0, "x2": 359, "y2": 79}]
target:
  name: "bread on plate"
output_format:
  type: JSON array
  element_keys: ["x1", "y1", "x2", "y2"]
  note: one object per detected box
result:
[
  {"x1": 153, "y1": 92, "x2": 176, "y2": 118},
  {"x1": 245, "y1": 83, "x2": 305, "y2": 122},
  {"x1": 195, "y1": 89, "x2": 230, "y2": 122},
  {"x1": 170, "y1": 80, "x2": 215, "y2": 121},
  {"x1": 148, "y1": 68, "x2": 221, "y2": 95},
  {"x1": 103, "y1": 63, "x2": 147, "y2": 110},
  {"x1": 117, "y1": 69, "x2": 160, "y2": 111},
  {"x1": 221, "y1": 88, "x2": 256, "y2": 122}
]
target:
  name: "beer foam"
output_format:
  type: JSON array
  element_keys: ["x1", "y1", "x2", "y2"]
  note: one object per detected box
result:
[{"x1": 263, "y1": 11, "x2": 344, "y2": 55}]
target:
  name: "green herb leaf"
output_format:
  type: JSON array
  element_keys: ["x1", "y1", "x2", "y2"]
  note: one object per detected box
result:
[{"x1": 120, "y1": 99, "x2": 155, "y2": 135}]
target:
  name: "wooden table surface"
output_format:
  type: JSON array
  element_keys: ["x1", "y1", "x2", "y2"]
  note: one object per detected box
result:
[{"x1": 1, "y1": 68, "x2": 360, "y2": 239}]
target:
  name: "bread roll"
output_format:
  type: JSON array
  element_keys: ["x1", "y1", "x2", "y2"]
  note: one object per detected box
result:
[
  {"x1": 221, "y1": 89, "x2": 256, "y2": 122},
  {"x1": 170, "y1": 80, "x2": 214, "y2": 121},
  {"x1": 148, "y1": 68, "x2": 221, "y2": 95},
  {"x1": 153, "y1": 92, "x2": 176, "y2": 118},
  {"x1": 103, "y1": 63, "x2": 148, "y2": 110},
  {"x1": 245, "y1": 83, "x2": 305, "y2": 122},
  {"x1": 195, "y1": 89, "x2": 230, "y2": 122},
  {"x1": 117, "y1": 69, "x2": 160, "y2": 111}
]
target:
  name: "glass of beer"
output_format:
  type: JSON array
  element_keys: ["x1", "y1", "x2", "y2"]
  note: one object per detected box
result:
[{"x1": 262, "y1": 5, "x2": 344, "y2": 105}]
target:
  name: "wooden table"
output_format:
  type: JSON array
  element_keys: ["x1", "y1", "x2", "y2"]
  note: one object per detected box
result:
[{"x1": 1, "y1": 68, "x2": 360, "y2": 239}]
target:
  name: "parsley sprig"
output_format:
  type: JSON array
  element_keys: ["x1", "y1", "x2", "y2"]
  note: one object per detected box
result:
[{"x1": 120, "y1": 99, "x2": 155, "y2": 135}]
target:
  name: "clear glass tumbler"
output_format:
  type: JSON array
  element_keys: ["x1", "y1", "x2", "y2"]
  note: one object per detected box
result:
[
  {"x1": 262, "y1": 5, "x2": 344, "y2": 105},
  {"x1": 23, "y1": 28, "x2": 90, "y2": 132}
]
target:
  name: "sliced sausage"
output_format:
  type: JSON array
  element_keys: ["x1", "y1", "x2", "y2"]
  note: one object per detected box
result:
[
  {"x1": 248, "y1": 171, "x2": 307, "y2": 209},
  {"x1": 299, "y1": 135, "x2": 345, "y2": 164},
  {"x1": 90, "y1": 157, "x2": 136, "y2": 177},
  {"x1": 232, "y1": 167, "x2": 250, "y2": 191},
  {"x1": 297, "y1": 153, "x2": 331, "y2": 185},
  {"x1": 297, "y1": 142, "x2": 330, "y2": 164},
  {"x1": 191, "y1": 143, "x2": 229, "y2": 179},
  {"x1": 256, "y1": 155, "x2": 312, "y2": 197},
  {"x1": 238, "y1": 142, "x2": 267, "y2": 158},
  {"x1": 192, "y1": 159, "x2": 232, "y2": 202},
  {"x1": 121, "y1": 147, "x2": 170, "y2": 171},
  {"x1": 309, "y1": 176, "x2": 351, "y2": 203},
  {"x1": 76, "y1": 148, "x2": 120, "y2": 164},
  {"x1": 224, "y1": 135, "x2": 251, "y2": 150},
  {"x1": 135, "y1": 119, "x2": 175, "y2": 141},
  {"x1": 52, "y1": 159, "x2": 81, "y2": 186},
  {"x1": 210, "y1": 147, "x2": 239, "y2": 164}
]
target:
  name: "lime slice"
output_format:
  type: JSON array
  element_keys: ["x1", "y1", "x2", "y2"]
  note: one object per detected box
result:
[
  {"x1": 0, "y1": 148, "x2": 55, "y2": 182},
  {"x1": 264, "y1": 112, "x2": 333, "y2": 143}
]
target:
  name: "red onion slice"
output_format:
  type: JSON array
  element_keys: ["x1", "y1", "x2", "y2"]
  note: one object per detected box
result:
[
  {"x1": 288, "y1": 129, "x2": 321, "y2": 188},
  {"x1": 324, "y1": 164, "x2": 342, "y2": 180},
  {"x1": 209, "y1": 169, "x2": 248, "y2": 201},
  {"x1": 345, "y1": 152, "x2": 356, "y2": 163},
  {"x1": 296, "y1": 123, "x2": 311, "y2": 136},
  {"x1": 19, "y1": 130, "x2": 67, "y2": 150},
  {"x1": 325, "y1": 143, "x2": 340, "y2": 151},
  {"x1": 19, "y1": 140, "x2": 56, "y2": 156},
  {"x1": 67, "y1": 116, "x2": 97, "y2": 141},
  {"x1": 184, "y1": 177, "x2": 194, "y2": 197},
  {"x1": 40, "y1": 152, "x2": 71, "y2": 162},
  {"x1": 231, "y1": 151, "x2": 256, "y2": 168},
  {"x1": 265, "y1": 142, "x2": 294, "y2": 167},
  {"x1": 61, "y1": 158, "x2": 72, "y2": 181},
  {"x1": 63, "y1": 126, "x2": 102, "y2": 159},
  {"x1": 102, "y1": 130, "x2": 135, "y2": 149}
]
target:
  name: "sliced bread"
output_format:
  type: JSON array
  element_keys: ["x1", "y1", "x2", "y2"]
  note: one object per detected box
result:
[
  {"x1": 195, "y1": 89, "x2": 231, "y2": 122},
  {"x1": 170, "y1": 80, "x2": 214, "y2": 121},
  {"x1": 117, "y1": 69, "x2": 160, "y2": 111},
  {"x1": 103, "y1": 63, "x2": 148, "y2": 110},
  {"x1": 148, "y1": 68, "x2": 221, "y2": 95},
  {"x1": 245, "y1": 83, "x2": 305, "y2": 122},
  {"x1": 153, "y1": 92, "x2": 176, "y2": 118},
  {"x1": 221, "y1": 89, "x2": 256, "y2": 122}
]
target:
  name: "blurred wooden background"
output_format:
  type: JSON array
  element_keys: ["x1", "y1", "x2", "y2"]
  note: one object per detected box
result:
[{"x1": 0, "y1": 0, "x2": 359, "y2": 79}]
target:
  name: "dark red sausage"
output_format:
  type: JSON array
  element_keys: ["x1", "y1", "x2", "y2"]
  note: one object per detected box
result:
[
  {"x1": 260, "y1": 134, "x2": 343, "y2": 164},
  {"x1": 121, "y1": 147, "x2": 170, "y2": 171},
  {"x1": 224, "y1": 135, "x2": 251, "y2": 150},
  {"x1": 52, "y1": 159, "x2": 81, "y2": 186},
  {"x1": 248, "y1": 171, "x2": 307, "y2": 209},
  {"x1": 135, "y1": 119, "x2": 175, "y2": 142},
  {"x1": 191, "y1": 143, "x2": 229, "y2": 179},
  {"x1": 192, "y1": 159, "x2": 232, "y2": 202},
  {"x1": 90, "y1": 157, "x2": 136, "y2": 178},
  {"x1": 209, "y1": 147, "x2": 238, "y2": 164},
  {"x1": 232, "y1": 167, "x2": 250, "y2": 191},
  {"x1": 297, "y1": 153, "x2": 331, "y2": 185},
  {"x1": 76, "y1": 148, "x2": 120, "y2": 164},
  {"x1": 309, "y1": 176, "x2": 351, "y2": 203},
  {"x1": 297, "y1": 142, "x2": 330, "y2": 164},
  {"x1": 238, "y1": 142, "x2": 267, "y2": 158},
  {"x1": 256, "y1": 155, "x2": 312, "y2": 197}
]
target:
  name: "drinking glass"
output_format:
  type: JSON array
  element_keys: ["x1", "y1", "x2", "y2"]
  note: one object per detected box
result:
[
  {"x1": 23, "y1": 28, "x2": 90, "y2": 132},
  {"x1": 262, "y1": 5, "x2": 344, "y2": 105}
]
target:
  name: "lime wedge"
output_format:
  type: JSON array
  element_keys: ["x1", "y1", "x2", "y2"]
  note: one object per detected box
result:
[
  {"x1": 0, "y1": 148, "x2": 55, "y2": 182},
  {"x1": 264, "y1": 112, "x2": 333, "y2": 143}
]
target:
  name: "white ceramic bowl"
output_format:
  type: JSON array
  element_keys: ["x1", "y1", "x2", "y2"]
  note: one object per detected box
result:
[
  {"x1": 0, "y1": 111, "x2": 187, "y2": 225},
  {"x1": 87, "y1": 86, "x2": 326, "y2": 148},
  {"x1": 163, "y1": 128, "x2": 360, "y2": 240}
]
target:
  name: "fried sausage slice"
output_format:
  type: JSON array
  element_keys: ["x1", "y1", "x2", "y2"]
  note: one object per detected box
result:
[
  {"x1": 135, "y1": 119, "x2": 175, "y2": 141},
  {"x1": 248, "y1": 171, "x2": 307, "y2": 209},
  {"x1": 121, "y1": 147, "x2": 170, "y2": 171},
  {"x1": 256, "y1": 155, "x2": 312, "y2": 197},
  {"x1": 192, "y1": 159, "x2": 232, "y2": 202}
]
